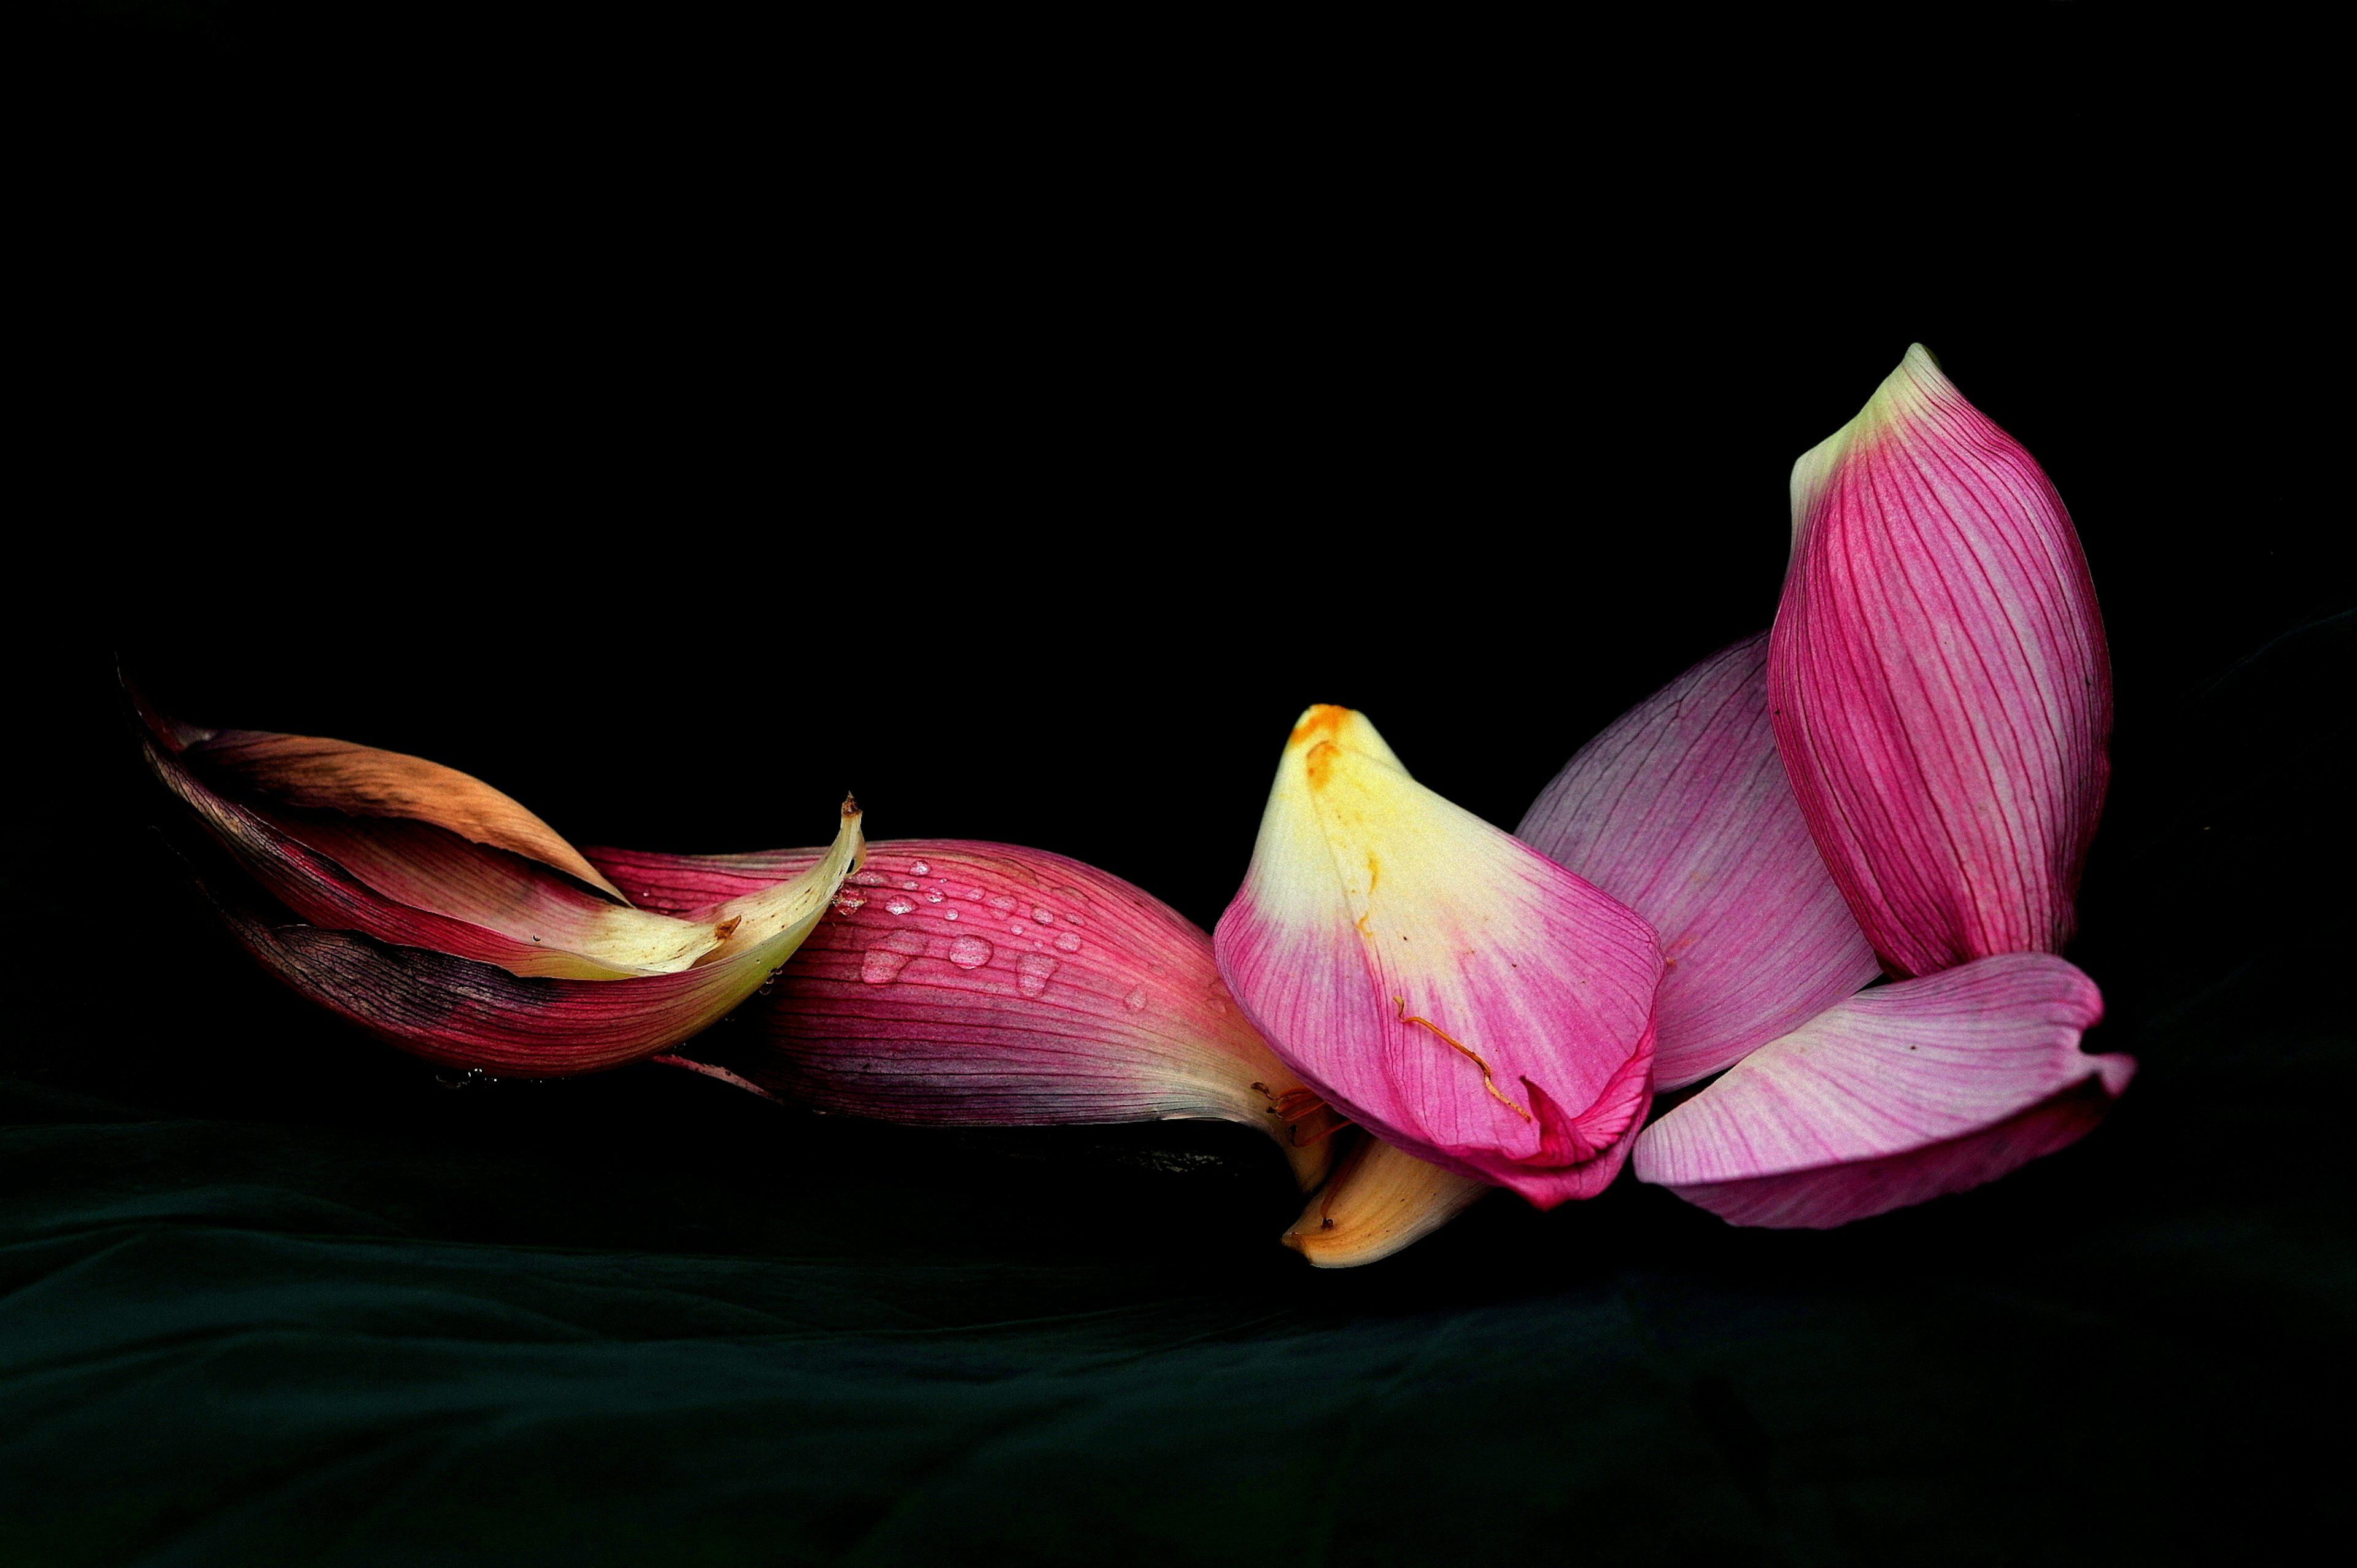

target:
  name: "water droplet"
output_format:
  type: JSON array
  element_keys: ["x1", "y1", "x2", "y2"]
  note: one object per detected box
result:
[
  {"x1": 948, "y1": 934, "x2": 993, "y2": 969},
  {"x1": 1015, "y1": 953, "x2": 1057, "y2": 996},
  {"x1": 925, "y1": 890, "x2": 945, "y2": 903},
  {"x1": 901, "y1": 881, "x2": 919, "y2": 890},
  {"x1": 988, "y1": 895, "x2": 1019, "y2": 913},
  {"x1": 832, "y1": 895, "x2": 867, "y2": 916},
  {"x1": 946, "y1": 909, "x2": 964, "y2": 921},
  {"x1": 910, "y1": 860, "x2": 931, "y2": 876},
  {"x1": 884, "y1": 897, "x2": 916, "y2": 915},
  {"x1": 1123, "y1": 986, "x2": 1149, "y2": 1011},
  {"x1": 861, "y1": 948, "x2": 911, "y2": 985},
  {"x1": 1010, "y1": 922, "x2": 1026, "y2": 935},
  {"x1": 964, "y1": 888, "x2": 982, "y2": 900},
  {"x1": 852, "y1": 870, "x2": 886, "y2": 886},
  {"x1": 1032, "y1": 908, "x2": 1055, "y2": 924},
  {"x1": 1054, "y1": 930, "x2": 1082, "y2": 953}
]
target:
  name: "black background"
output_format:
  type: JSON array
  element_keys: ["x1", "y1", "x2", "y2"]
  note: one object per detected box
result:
[{"x1": 11, "y1": 6, "x2": 2352, "y2": 1564}]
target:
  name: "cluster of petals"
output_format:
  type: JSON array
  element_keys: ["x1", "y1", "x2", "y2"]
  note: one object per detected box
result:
[{"x1": 136, "y1": 343, "x2": 2132, "y2": 1269}]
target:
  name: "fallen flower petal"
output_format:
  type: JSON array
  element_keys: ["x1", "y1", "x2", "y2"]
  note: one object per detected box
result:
[
  {"x1": 1631, "y1": 952, "x2": 2132, "y2": 1227},
  {"x1": 132, "y1": 680, "x2": 862, "y2": 1072},
  {"x1": 193, "y1": 800, "x2": 864, "y2": 1075},
  {"x1": 1215, "y1": 705, "x2": 1663, "y2": 1207},
  {"x1": 167, "y1": 723, "x2": 633, "y2": 900},
  {"x1": 1519, "y1": 632, "x2": 1881, "y2": 1087},
  {"x1": 605, "y1": 840, "x2": 1342, "y2": 1190},
  {"x1": 1771, "y1": 344, "x2": 2111, "y2": 978},
  {"x1": 1281, "y1": 1134, "x2": 1493, "y2": 1269}
]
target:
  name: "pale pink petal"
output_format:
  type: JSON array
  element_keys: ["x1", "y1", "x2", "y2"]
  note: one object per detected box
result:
[
  {"x1": 1655, "y1": 1084, "x2": 2116, "y2": 1229},
  {"x1": 1517, "y1": 633, "x2": 1880, "y2": 1087},
  {"x1": 1771, "y1": 344, "x2": 2111, "y2": 977},
  {"x1": 1282, "y1": 1135, "x2": 1493, "y2": 1269},
  {"x1": 662, "y1": 841, "x2": 1341, "y2": 1190},
  {"x1": 1215, "y1": 706, "x2": 1663, "y2": 1209},
  {"x1": 1632, "y1": 952, "x2": 2132, "y2": 1227}
]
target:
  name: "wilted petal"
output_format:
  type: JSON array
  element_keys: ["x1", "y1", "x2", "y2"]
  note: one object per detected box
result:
[
  {"x1": 201, "y1": 802, "x2": 865, "y2": 1075},
  {"x1": 1771, "y1": 344, "x2": 2111, "y2": 977},
  {"x1": 1519, "y1": 633, "x2": 1879, "y2": 1087},
  {"x1": 1282, "y1": 1135, "x2": 1493, "y2": 1269},
  {"x1": 177, "y1": 726, "x2": 633, "y2": 900},
  {"x1": 638, "y1": 841, "x2": 1342, "y2": 1190},
  {"x1": 1631, "y1": 953, "x2": 2132, "y2": 1227},
  {"x1": 1215, "y1": 706, "x2": 1663, "y2": 1208},
  {"x1": 135, "y1": 693, "x2": 734, "y2": 976}
]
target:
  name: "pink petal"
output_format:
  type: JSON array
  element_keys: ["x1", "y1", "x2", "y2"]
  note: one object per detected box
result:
[
  {"x1": 1517, "y1": 633, "x2": 1880, "y2": 1087},
  {"x1": 1215, "y1": 706, "x2": 1663, "y2": 1209},
  {"x1": 657, "y1": 840, "x2": 1341, "y2": 1190},
  {"x1": 1631, "y1": 953, "x2": 2133, "y2": 1227},
  {"x1": 1770, "y1": 344, "x2": 2111, "y2": 977}
]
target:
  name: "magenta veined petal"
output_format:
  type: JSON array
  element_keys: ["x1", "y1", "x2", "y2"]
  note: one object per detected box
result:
[
  {"x1": 1215, "y1": 706, "x2": 1664, "y2": 1209},
  {"x1": 1518, "y1": 632, "x2": 1880, "y2": 1087},
  {"x1": 1770, "y1": 344, "x2": 2111, "y2": 978},
  {"x1": 1631, "y1": 953, "x2": 2132, "y2": 1227},
  {"x1": 601, "y1": 840, "x2": 1344, "y2": 1190}
]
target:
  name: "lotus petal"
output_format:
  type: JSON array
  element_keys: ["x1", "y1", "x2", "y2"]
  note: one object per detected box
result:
[
  {"x1": 1631, "y1": 952, "x2": 2132, "y2": 1227},
  {"x1": 1215, "y1": 706, "x2": 1663, "y2": 1208},
  {"x1": 1771, "y1": 344, "x2": 2111, "y2": 977},
  {"x1": 178, "y1": 725, "x2": 632, "y2": 900},
  {"x1": 134, "y1": 693, "x2": 734, "y2": 976},
  {"x1": 200, "y1": 801, "x2": 865, "y2": 1075},
  {"x1": 1282, "y1": 1135, "x2": 1493, "y2": 1269},
  {"x1": 624, "y1": 840, "x2": 1341, "y2": 1189},
  {"x1": 1518, "y1": 633, "x2": 1880, "y2": 1087}
]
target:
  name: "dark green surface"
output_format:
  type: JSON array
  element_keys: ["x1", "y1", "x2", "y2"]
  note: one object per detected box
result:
[{"x1": 6, "y1": 617, "x2": 2350, "y2": 1566}]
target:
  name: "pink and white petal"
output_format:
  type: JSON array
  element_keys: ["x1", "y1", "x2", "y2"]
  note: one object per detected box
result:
[
  {"x1": 713, "y1": 840, "x2": 1336, "y2": 1189},
  {"x1": 1631, "y1": 952, "x2": 2132, "y2": 1226},
  {"x1": 182, "y1": 728, "x2": 633, "y2": 902},
  {"x1": 201, "y1": 805, "x2": 864, "y2": 1075},
  {"x1": 1771, "y1": 344, "x2": 2111, "y2": 977},
  {"x1": 1657, "y1": 1081, "x2": 2116, "y2": 1229},
  {"x1": 1282, "y1": 1135, "x2": 1494, "y2": 1269},
  {"x1": 1518, "y1": 633, "x2": 1879, "y2": 1087},
  {"x1": 1215, "y1": 706, "x2": 1663, "y2": 1208}
]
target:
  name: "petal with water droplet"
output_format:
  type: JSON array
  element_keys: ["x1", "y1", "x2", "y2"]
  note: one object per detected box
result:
[{"x1": 646, "y1": 840, "x2": 1339, "y2": 1190}]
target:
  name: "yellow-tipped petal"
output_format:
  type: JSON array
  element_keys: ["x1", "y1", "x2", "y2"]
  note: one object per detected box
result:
[
  {"x1": 1283, "y1": 1135, "x2": 1493, "y2": 1268},
  {"x1": 1217, "y1": 706, "x2": 1663, "y2": 1208}
]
